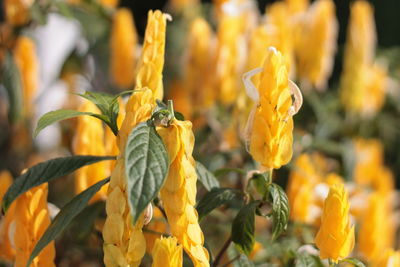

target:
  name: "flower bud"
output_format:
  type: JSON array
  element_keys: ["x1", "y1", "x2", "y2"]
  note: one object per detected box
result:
[{"x1": 315, "y1": 183, "x2": 355, "y2": 263}]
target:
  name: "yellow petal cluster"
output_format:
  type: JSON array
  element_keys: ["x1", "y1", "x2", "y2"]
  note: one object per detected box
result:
[
  {"x1": 136, "y1": 10, "x2": 169, "y2": 100},
  {"x1": 157, "y1": 119, "x2": 210, "y2": 267},
  {"x1": 340, "y1": 1, "x2": 387, "y2": 117},
  {"x1": 296, "y1": 0, "x2": 337, "y2": 90},
  {"x1": 248, "y1": 48, "x2": 293, "y2": 169},
  {"x1": 5, "y1": 0, "x2": 33, "y2": 25},
  {"x1": 215, "y1": 10, "x2": 246, "y2": 105},
  {"x1": 72, "y1": 100, "x2": 108, "y2": 202},
  {"x1": 103, "y1": 89, "x2": 155, "y2": 267},
  {"x1": 14, "y1": 36, "x2": 39, "y2": 117},
  {"x1": 13, "y1": 184, "x2": 55, "y2": 267},
  {"x1": 315, "y1": 183, "x2": 355, "y2": 263},
  {"x1": 353, "y1": 139, "x2": 394, "y2": 193},
  {"x1": 376, "y1": 249, "x2": 400, "y2": 267},
  {"x1": 287, "y1": 154, "x2": 323, "y2": 224},
  {"x1": 152, "y1": 236, "x2": 183, "y2": 267},
  {"x1": 285, "y1": 0, "x2": 309, "y2": 13},
  {"x1": 0, "y1": 171, "x2": 15, "y2": 261},
  {"x1": 184, "y1": 17, "x2": 216, "y2": 112},
  {"x1": 358, "y1": 193, "x2": 395, "y2": 263},
  {"x1": 110, "y1": 8, "x2": 137, "y2": 89},
  {"x1": 238, "y1": 2, "x2": 293, "y2": 132}
]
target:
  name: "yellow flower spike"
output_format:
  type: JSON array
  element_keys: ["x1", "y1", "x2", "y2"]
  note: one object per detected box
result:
[
  {"x1": 358, "y1": 193, "x2": 395, "y2": 263},
  {"x1": 353, "y1": 138, "x2": 384, "y2": 186},
  {"x1": 237, "y1": 2, "x2": 294, "y2": 134},
  {"x1": 215, "y1": 10, "x2": 246, "y2": 105},
  {"x1": 72, "y1": 100, "x2": 108, "y2": 202},
  {"x1": 287, "y1": 154, "x2": 322, "y2": 224},
  {"x1": 136, "y1": 10, "x2": 170, "y2": 100},
  {"x1": 14, "y1": 36, "x2": 39, "y2": 117},
  {"x1": 296, "y1": 0, "x2": 338, "y2": 90},
  {"x1": 353, "y1": 139, "x2": 394, "y2": 193},
  {"x1": 184, "y1": 17, "x2": 216, "y2": 111},
  {"x1": 110, "y1": 8, "x2": 137, "y2": 89},
  {"x1": 157, "y1": 120, "x2": 210, "y2": 267},
  {"x1": 0, "y1": 170, "x2": 15, "y2": 261},
  {"x1": 152, "y1": 236, "x2": 183, "y2": 267},
  {"x1": 246, "y1": 47, "x2": 301, "y2": 170},
  {"x1": 103, "y1": 89, "x2": 155, "y2": 267},
  {"x1": 362, "y1": 63, "x2": 387, "y2": 116},
  {"x1": 315, "y1": 183, "x2": 355, "y2": 263},
  {"x1": 13, "y1": 184, "x2": 55, "y2": 267},
  {"x1": 376, "y1": 249, "x2": 400, "y2": 267},
  {"x1": 5, "y1": 0, "x2": 33, "y2": 25},
  {"x1": 340, "y1": 1, "x2": 386, "y2": 117},
  {"x1": 264, "y1": 2, "x2": 294, "y2": 72},
  {"x1": 285, "y1": 0, "x2": 309, "y2": 13}
]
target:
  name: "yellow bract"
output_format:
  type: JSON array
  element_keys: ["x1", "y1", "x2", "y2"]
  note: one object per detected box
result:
[
  {"x1": 136, "y1": 10, "x2": 169, "y2": 100},
  {"x1": 287, "y1": 154, "x2": 323, "y2": 224},
  {"x1": 248, "y1": 48, "x2": 293, "y2": 170},
  {"x1": 340, "y1": 1, "x2": 387, "y2": 117},
  {"x1": 185, "y1": 17, "x2": 216, "y2": 112},
  {"x1": 110, "y1": 8, "x2": 137, "y2": 89},
  {"x1": 73, "y1": 100, "x2": 109, "y2": 202},
  {"x1": 157, "y1": 119, "x2": 210, "y2": 267},
  {"x1": 152, "y1": 236, "x2": 183, "y2": 267},
  {"x1": 103, "y1": 89, "x2": 155, "y2": 267},
  {"x1": 14, "y1": 184, "x2": 55, "y2": 267},
  {"x1": 315, "y1": 183, "x2": 354, "y2": 263},
  {"x1": 358, "y1": 193, "x2": 395, "y2": 263},
  {"x1": 296, "y1": 0, "x2": 337, "y2": 90},
  {"x1": 215, "y1": 9, "x2": 246, "y2": 105},
  {"x1": 285, "y1": 0, "x2": 309, "y2": 13},
  {"x1": 14, "y1": 36, "x2": 39, "y2": 117}
]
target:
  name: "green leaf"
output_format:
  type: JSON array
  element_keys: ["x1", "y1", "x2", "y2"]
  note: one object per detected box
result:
[
  {"x1": 27, "y1": 177, "x2": 110, "y2": 267},
  {"x1": 295, "y1": 253, "x2": 324, "y2": 267},
  {"x1": 1, "y1": 53, "x2": 23, "y2": 123},
  {"x1": 340, "y1": 258, "x2": 366, "y2": 267},
  {"x1": 2, "y1": 155, "x2": 115, "y2": 212},
  {"x1": 231, "y1": 201, "x2": 259, "y2": 255},
  {"x1": 195, "y1": 161, "x2": 220, "y2": 191},
  {"x1": 267, "y1": 183, "x2": 290, "y2": 240},
  {"x1": 125, "y1": 122, "x2": 169, "y2": 224},
  {"x1": 196, "y1": 188, "x2": 242, "y2": 220},
  {"x1": 77, "y1": 91, "x2": 114, "y2": 115},
  {"x1": 77, "y1": 91, "x2": 120, "y2": 135},
  {"x1": 33, "y1": 110, "x2": 95, "y2": 138}
]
